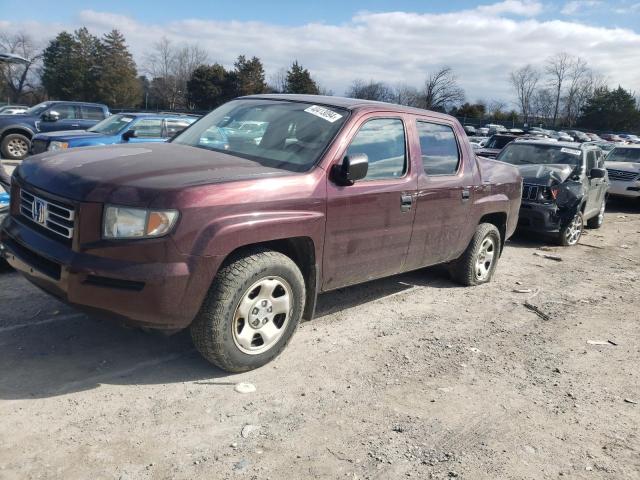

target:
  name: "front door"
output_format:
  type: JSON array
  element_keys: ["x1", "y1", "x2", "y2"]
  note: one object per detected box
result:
[
  {"x1": 584, "y1": 150, "x2": 606, "y2": 217},
  {"x1": 323, "y1": 116, "x2": 418, "y2": 291},
  {"x1": 38, "y1": 104, "x2": 83, "y2": 132}
]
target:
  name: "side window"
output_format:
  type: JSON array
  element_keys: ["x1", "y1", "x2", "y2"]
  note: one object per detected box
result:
[
  {"x1": 131, "y1": 119, "x2": 163, "y2": 138},
  {"x1": 417, "y1": 121, "x2": 460, "y2": 175},
  {"x1": 346, "y1": 118, "x2": 406, "y2": 180},
  {"x1": 586, "y1": 151, "x2": 597, "y2": 171},
  {"x1": 51, "y1": 105, "x2": 77, "y2": 120},
  {"x1": 82, "y1": 106, "x2": 105, "y2": 120},
  {"x1": 164, "y1": 119, "x2": 193, "y2": 138}
]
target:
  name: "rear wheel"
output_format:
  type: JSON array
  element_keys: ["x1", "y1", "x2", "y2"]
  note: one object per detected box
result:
[
  {"x1": 1, "y1": 133, "x2": 30, "y2": 160},
  {"x1": 586, "y1": 199, "x2": 606, "y2": 229},
  {"x1": 559, "y1": 211, "x2": 583, "y2": 246},
  {"x1": 191, "y1": 248, "x2": 305, "y2": 373},
  {"x1": 449, "y1": 223, "x2": 501, "y2": 286}
]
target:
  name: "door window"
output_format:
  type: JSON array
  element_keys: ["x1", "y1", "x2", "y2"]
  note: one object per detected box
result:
[
  {"x1": 50, "y1": 105, "x2": 77, "y2": 120},
  {"x1": 417, "y1": 121, "x2": 460, "y2": 175},
  {"x1": 164, "y1": 119, "x2": 194, "y2": 138},
  {"x1": 81, "y1": 106, "x2": 105, "y2": 120},
  {"x1": 132, "y1": 119, "x2": 163, "y2": 138},
  {"x1": 345, "y1": 118, "x2": 406, "y2": 180}
]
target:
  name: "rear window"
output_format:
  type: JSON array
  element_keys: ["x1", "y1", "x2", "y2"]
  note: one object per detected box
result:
[{"x1": 607, "y1": 148, "x2": 640, "y2": 163}]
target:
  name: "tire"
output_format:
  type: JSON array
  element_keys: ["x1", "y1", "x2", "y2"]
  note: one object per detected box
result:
[
  {"x1": 558, "y1": 211, "x2": 583, "y2": 246},
  {"x1": 191, "y1": 248, "x2": 305, "y2": 373},
  {"x1": 586, "y1": 199, "x2": 605, "y2": 229},
  {"x1": 1, "y1": 133, "x2": 30, "y2": 160},
  {"x1": 449, "y1": 223, "x2": 502, "y2": 286}
]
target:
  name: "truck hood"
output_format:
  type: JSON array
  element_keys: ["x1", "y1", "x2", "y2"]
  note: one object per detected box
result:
[
  {"x1": 516, "y1": 164, "x2": 575, "y2": 186},
  {"x1": 605, "y1": 161, "x2": 640, "y2": 173},
  {"x1": 15, "y1": 143, "x2": 295, "y2": 205},
  {"x1": 34, "y1": 130, "x2": 103, "y2": 141}
]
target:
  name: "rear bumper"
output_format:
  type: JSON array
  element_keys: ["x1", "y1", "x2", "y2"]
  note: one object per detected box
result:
[
  {"x1": 0, "y1": 216, "x2": 219, "y2": 330},
  {"x1": 608, "y1": 179, "x2": 640, "y2": 198},
  {"x1": 517, "y1": 201, "x2": 562, "y2": 233}
]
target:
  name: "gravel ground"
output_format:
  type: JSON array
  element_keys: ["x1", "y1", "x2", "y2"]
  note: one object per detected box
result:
[{"x1": 0, "y1": 197, "x2": 638, "y2": 480}]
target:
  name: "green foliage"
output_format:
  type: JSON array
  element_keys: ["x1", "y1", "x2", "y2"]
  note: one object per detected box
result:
[
  {"x1": 95, "y1": 30, "x2": 140, "y2": 108},
  {"x1": 450, "y1": 102, "x2": 486, "y2": 119},
  {"x1": 233, "y1": 55, "x2": 267, "y2": 96},
  {"x1": 41, "y1": 31, "x2": 84, "y2": 100},
  {"x1": 578, "y1": 86, "x2": 640, "y2": 132},
  {"x1": 284, "y1": 61, "x2": 319, "y2": 94},
  {"x1": 186, "y1": 63, "x2": 232, "y2": 110}
]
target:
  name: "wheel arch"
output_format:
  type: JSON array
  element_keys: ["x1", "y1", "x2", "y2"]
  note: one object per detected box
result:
[
  {"x1": 478, "y1": 211, "x2": 508, "y2": 251},
  {"x1": 0, "y1": 126, "x2": 35, "y2": 140}
]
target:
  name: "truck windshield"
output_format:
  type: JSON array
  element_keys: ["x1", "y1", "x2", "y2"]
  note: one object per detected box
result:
[
  {"x1": 497, "y1": 143, "x2": 583, "y2": 167},
  {"x1": 607, "y1": 148, "x2": 640, "y2": 163},
  {"x1": 88, "y1": 114, "x2": 135, "y2": 135},
  {"x1": 172, "y1": 99, "x2": 349, "y2": 172}
]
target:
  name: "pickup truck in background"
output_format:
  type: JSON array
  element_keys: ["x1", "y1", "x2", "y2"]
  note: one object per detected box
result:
[
  {"x1": 1, "y1": 94, "x2": 522, "y2": 372},
  {"x1": 0, "y1": 101, "x2": 110, "y2": 160}
]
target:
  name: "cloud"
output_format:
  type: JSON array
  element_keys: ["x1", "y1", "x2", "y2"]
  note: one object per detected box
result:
[
  {"x1": 2, "y1": 2, "x2": 639, "y2": 104},
  {"x1": 613, "y1": 2, "x2": 640, "y2": 13},
  {"x1": 561, "y1": 1, "x2": 602, "y2": 15}
]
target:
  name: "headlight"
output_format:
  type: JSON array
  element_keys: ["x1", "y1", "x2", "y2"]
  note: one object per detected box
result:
[
  {"x1": 103, "y1": 206, "x2": 179, "y2": 239},
  {"x1": 48, "y1": 141, "x2": 69, "y2": 151}
]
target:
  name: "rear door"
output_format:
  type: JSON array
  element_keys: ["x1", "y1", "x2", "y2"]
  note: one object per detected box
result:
[
  {"x1": 323, "y1": 115, "x2": 418, "y2": 291},
  {"x1": 404, "y1": 117, "x2": 475, "y2": 270}
]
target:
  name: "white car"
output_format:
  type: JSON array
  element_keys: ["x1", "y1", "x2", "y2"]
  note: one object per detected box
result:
[{"x1": 605, "y1": 145, "x2": 640, "y2": 199}]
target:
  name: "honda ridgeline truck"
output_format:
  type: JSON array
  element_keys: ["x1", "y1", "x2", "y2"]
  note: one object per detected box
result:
[{"x1": 0, "y1": 95, "x2": 522, "y2": 372}]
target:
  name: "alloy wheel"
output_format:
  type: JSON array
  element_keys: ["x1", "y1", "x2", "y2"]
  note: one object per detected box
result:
[{"x1": 474, "y1": 237, "x2": 495, "y2": 281}]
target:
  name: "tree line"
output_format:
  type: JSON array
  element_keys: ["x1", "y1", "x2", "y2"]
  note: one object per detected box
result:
[{"x1": 1, "y1": 28, "x2": 638, "y2": 132}]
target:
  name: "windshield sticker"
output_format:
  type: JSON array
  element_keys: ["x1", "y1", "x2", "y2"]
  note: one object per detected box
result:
[
  {"x1": 304, "y1": 105, "x2": 343, "y2": 123},
  {"x1": 121, "y1": 117, "x2": 134, "y2": 123},
  {"x1": 561, "y1": 147, "x2": 581, "y2": 156}
]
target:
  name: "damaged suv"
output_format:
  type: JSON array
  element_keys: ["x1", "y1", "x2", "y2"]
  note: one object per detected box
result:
[{"x1": 497, "y1": 140, "x2": 608, "y2": 246}]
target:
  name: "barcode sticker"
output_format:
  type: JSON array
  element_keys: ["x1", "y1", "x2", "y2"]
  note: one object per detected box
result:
[
  {"x1": 561, "y1": 147, "x2": 581, "y2": 156},
  {"x1": 304, "y1": 105, "x2": 343, "y2": 123}
]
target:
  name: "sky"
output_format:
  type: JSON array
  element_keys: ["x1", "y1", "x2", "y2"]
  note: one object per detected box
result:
[{"x1": 1, "y1": 0, "x2": 639, "y2": 104}]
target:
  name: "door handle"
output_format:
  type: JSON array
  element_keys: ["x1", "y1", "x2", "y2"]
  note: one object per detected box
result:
[
  {"x1": 462, "y1": 189, "x2": 471, "y2": 201},
  {"x1": 400, "y1": 194, "x2": 413, "y2": 212},
  {"x1": 70, "y1": 124, "x2": 80, "y2": 127}
]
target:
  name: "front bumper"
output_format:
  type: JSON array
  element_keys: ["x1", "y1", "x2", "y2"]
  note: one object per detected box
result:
[
  {"x1": 0, "y1": 215, "x2": 219, "y2": 330},
  {"x1": 517, "y1": 201, "x2": 562, "y2": 233},
  {"x1": 608, "y1": 179, "x2": 640, "y2": 198}
]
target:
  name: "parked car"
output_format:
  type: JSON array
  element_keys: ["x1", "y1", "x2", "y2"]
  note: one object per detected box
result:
[
  {"x1": 0, "y1": 94, "x2": 522, "y2": 372},
  {"x1": 600, "y1": 133, "x2": 624, "y2": 143},
  {"x1": 475, "y1": 134, "x2": 518, "y2": 158},
  {"x1": 463, "y1": 125, "x2": 476, "y2": 136},
  {"x1": 585, "y1": 133, "x2": 603, "y2": 142},
  {"x1": 562, "y1": 130, "x2": 591, "y2": 143},
  {"x1": 0, "y1": 189, "x2": 8, "y2": 224},
  {"x1": 469, "y1": 136, "x2": 489, "y2": 149},
  {"x1": 549, "y1": 131, "x2": 574, "y2": 142},
  {"x1": 0, "y1": 101, "x2": 109, "y2": 160},
  {"x1": 618, "y1": 134, "x2": 640, "y2": 144},
  {"x1": 30, "y1": 113, "x2": 198, "y2": 154},
  {"x1": 497, "y1": 140, "x2": 608, "y2": 246},
  {"x1": 0, "y1": 105, "x2": 28, "y2": 115},
  {"x1": 605, "y1": 145, "x2": 640, "y2": 200}
]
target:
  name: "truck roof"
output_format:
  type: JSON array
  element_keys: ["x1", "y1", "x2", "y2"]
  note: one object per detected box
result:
[{"x1": 243, "y1": 94, "x2": 455, "y2": 122}]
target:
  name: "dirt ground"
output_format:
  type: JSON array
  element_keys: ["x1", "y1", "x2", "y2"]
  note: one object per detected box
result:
[{"x1": 0, "y1": 197, "x2": 638, "y2": 480}]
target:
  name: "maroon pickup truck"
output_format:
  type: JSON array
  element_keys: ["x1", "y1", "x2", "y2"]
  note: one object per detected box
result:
[{"x1": 0, "y1": 95, "x2": 522, "y2": 372}]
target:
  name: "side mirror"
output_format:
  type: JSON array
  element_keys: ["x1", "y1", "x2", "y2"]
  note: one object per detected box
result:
[
  {"x1": 122, "y1": 129, "x2": 137, "y2": 141},
  {"x1": 590, "y1": 168, "x2": 606, "y2": 179},
  {"x1": 43, "y1": 111, "x2": 59, "y2": 122},
  {"x1": 331, "y1": 154, "x2": 368, "y2": 186}
]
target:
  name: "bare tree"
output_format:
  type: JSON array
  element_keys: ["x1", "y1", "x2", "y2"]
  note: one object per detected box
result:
[
  {"x1": 416, "y1": 66, "x2": 465, "y2": 112},
  {"x1": 509, "y1": 64, "x2": 540, "y2": 124},
  {"x1": 0, "y1": 31, "x2": 42, "y2": 103},
  {"x1": 545, "y1": 52, "x2": 571, "y2": 127},
  {"x1": 268, "y1": 67, "x2": 287, "y2": 93},
  {"x1": 531, "y1": 88, "x2": 555, "y2": 124},
  {"x1": 144, "y1": 37, "x2": 208, "y2": 109},
  {"x1": 346, "y1": 79, "x2": 395, "y2": 102},
  {"x1": 394, "y1": 84, "x2": 419, "y2": 107},
  {"x1": 563, "y1": 56, "x2": 589, "y2": 127}
]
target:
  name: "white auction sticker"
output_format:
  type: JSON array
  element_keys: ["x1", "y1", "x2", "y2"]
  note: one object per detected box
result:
[
  {"x1": 560, "y1": 147, "x2": 581, "y2": 156},
  {"x1": 304, "y1": 105, "x2": 343, "y2": 123}
]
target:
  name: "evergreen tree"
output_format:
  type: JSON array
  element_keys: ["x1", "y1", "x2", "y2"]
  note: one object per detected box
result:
[
  {"x1": 73, "y1": 27, "x2": 102, "y2": 101},
  {"x1": 96, "y1": 30, "x2": 140, "y2": 107},
  {"x1": 41, "y1": 31, "x2": 83, "y2": 100},
  {"x1": 284, "y1": 61, "x2": 319, "y2": 94},
  {"x1": 578, "y1": 86, "x2": 640, "y2": 132},
  {"x1": 233, "y1": 55, "x2": 267, "y2": 96},
  {"x1": 187, "y1": 63, "x2": 231, "y2": 110}
]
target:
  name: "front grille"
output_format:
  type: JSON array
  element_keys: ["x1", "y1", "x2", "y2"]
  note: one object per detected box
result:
[
  {"x1": 522, "y1": 183, "x2": 541, "y2": 201},
  {"x1": 19, "y1": 189, "x2": 75, "y2": 240},
  {"x1": 606, "y1": 168, "x2": 639, "y2": 182},
  {"x1": 30, "y1": 139, "x2": 48, "y2": 155}
]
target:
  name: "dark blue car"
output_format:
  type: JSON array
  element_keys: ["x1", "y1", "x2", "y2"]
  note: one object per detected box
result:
[
  {"x1": 30, "y1": 113, "x2": 201, "y2": 154},
  {"x1": 0, "y1": 101, "x2": 109, "y2": 160}
]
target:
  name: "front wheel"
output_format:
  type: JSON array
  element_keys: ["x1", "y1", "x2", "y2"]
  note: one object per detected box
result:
[
  {"x1": 191, "y1": 248, "x2": 305, "y2": 373},
  {"x1": 449, "y1": 223, "x2": 502, "y2": 286},
  {"x1": 559, "y1": 211, "x2": 583, "y2": 246},
  {"x1": 1, "y1": 133, "x2": 30, "y2": 160}
]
